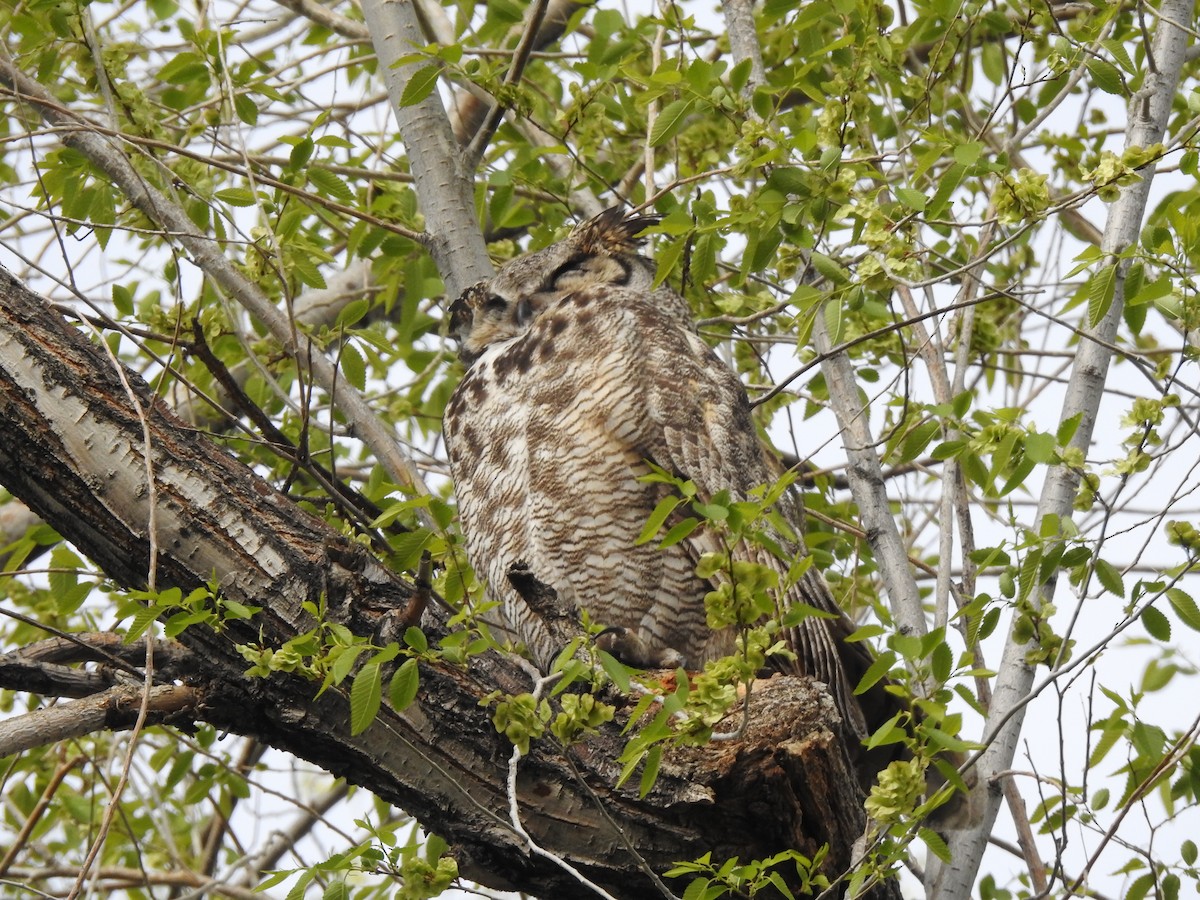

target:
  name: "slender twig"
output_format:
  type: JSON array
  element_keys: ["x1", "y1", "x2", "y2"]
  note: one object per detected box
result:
[
  {"x1": 465, "y1": 0, "x2": 551, "y2": 169},
  {"x1": 0, "y1": 753, "x2": 85, "y2": 876}
]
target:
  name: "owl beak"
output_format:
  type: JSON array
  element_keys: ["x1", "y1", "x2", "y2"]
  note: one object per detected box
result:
[{"x1": 515, "y1": 297, "x2": 533, "y2": 327}]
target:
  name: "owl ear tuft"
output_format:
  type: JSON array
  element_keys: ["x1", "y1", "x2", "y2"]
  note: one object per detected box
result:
[{"x1": 574, "y1": 207, "x2": 660, "y2": 255}]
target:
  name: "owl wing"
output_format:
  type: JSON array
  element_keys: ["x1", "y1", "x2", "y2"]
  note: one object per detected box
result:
[{"x1": 594, "y1": 289, "x2": 877, "y2": 739}]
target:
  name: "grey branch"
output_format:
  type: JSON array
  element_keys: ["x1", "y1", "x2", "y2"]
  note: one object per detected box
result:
[
  {"x1": 0, "y1": 683, "x2": 200, "y2": 758},
  {"x1": 359, "y1": 0, "x2": 493, "y2": 296},
  {"x1": 934, "y1": 4, "x2": 1195, "y2": 898},
  {"x1": 0, "y1": 634, "x2": 194, "y2": 699}
]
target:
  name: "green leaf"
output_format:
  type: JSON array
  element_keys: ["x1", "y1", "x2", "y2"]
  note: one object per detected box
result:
[
  {"x1": 1087, "y1": 262, "x2": 1117, "y2": 327},
  {"x1": 158, "y1": 51, "x2": 208, "y2": 85},
  {"x1": 330, "y1": 643, "x2": 365, "y2": 688},
  {"x1": 809, "y1": 252, "x2": 849, "y2": 284},
  {"x1": 919, "y1": 827, "x2": 952, "y2": 863},
  {"x1": 288, "y1": 136, "x2": 314, "y2": 169},
  {"x1": 639, "y1": 744, "x2": 662, "y2": 797},
  {"x1": 335, "y1": 297, "x2": 370, "y2": 329},
  {"x1": 659, "y1": 516, "x2": 699, "y2": 548},
  {"x1": 309, "y1": 167, "x2": 354, "y2": 204},
  {"x1": 599, "y1": 650, "x2": 632, "y2": 692},
  {"x1": 112, "y1": 283, "x2": 134, "y2": 316},
  {"x1": 221, "y1": 600, "x2": 258, "y2": 620},
  {"x1": 899, "y1": 419, "x2": 941, "y2": 462},
  {"x1": 1024, "y1": 431, "x2": 1056, "y2": 464},
  {"x1": 931, "y1": 440, "x2": 966, "y2": 460},
  {"x1": 997, "y1": 454, "x2": 1035, "y2": 498},
  {"x1": 404, "y1": 626, "x2": 428, "y2": 653},
  {"x1": 1167, "y1": 588, "x2": 1200, "y2": 632},
  {"x1": 1101, "y1": 39, "x2": 1136, "y2": 74},
  {"x1": 289, "y1": 251, "x2": 327, "y2": 289},
  {"x1": 930, "y1": 639, "x2": 953, "y2": 684},
  {"x1": 1086, "y1": 57, "x2": 1125, "y2": 96},
  {"x1": 649, "y1": 98, "x2": 697, "y2": 147},
  {"x1": 823, "y1": 295, "x2": 843, "y2": 345},
  {"x1": 864, "y1": 712, "x2": 905, "y2": 749},
  {"x1": 215, "y1": 187, "x2": 257, "y2": 207},
  {"x1": 339, "y1": 342, "x2": 366, "y2": 391},
  {"x1": 636, "y1": 496, "x2": 680, "y2": 545},
  {"x1": 1088, "y1": 720, "x2": 1127, "y2": 768},
  {"x1": 350, "y1": 660, "x2": 383, "y2": 735},
  {"x1": 1093, "y1": 558, "x2": 1124, "y2": 598},
  {"x1": 1125, "y1": 872, "x2": 1155, "y2": 900},
  {"x1": 1140, "y1": 605, "x2": 1170, "y2": 641},
  {"x1": 1017, "y1": 548, "x2": 1042, "y2": 603},
  {"x1": 926, "y1": 162, "x2": 964, "y2": 218},
  {"x1": 389, "y1": 529, "x2": 432, "y2": 571},
  {"x1": 125, "y1": 605, "x2": 163, "y2": 642},
  {"x1": 400, "y1": 64, "x2": 441, "y2": 107},
  {"x1": 389, "y1": 658, "x2": 420, "y2": 711},
  {"x1": 1057, "y1": 412, "x2": 1083, "y2": 446},
  {"x1": 855, "y1": 649, "x2": 896, "y2": 694},
  {"x1": 894, "y1": 187, "x2": 926, "y2": 211},
  {"x1": 285, "y1": 870, "x2": 314, "y2": 900},
  {"x1": 233, "y1": 92, "x2": 258, "y2": 125}
]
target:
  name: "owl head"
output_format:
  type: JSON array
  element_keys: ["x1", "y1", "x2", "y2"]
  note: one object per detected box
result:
[{"x1": 448, "y1": 207, "x2": 660, "y2": 363}]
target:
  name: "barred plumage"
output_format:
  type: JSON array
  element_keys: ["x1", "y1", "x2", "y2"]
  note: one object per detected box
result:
[{"x1": 443, "y1": 208, "x2": 889, "y2": 743}]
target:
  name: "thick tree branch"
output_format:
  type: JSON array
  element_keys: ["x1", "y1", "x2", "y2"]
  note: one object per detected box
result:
[{"x1": 359, "y1": 0, "x2": 493, "y2": 296}]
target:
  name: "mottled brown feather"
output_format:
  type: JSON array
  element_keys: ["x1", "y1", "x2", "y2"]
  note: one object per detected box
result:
[{"x1": 443, "y1": 208, "x2": 898, "y2": 751}]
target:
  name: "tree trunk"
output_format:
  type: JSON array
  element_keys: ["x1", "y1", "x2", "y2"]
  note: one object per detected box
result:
[{"x1": 0, "y1": 269, "x2": 890, "y2": 897}]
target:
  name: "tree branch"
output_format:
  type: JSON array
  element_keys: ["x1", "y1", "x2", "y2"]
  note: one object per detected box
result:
[
  {"x1": 935, "y1": 5, "x2": 1195, "y2": 897},
  {"x1": 814, "y1": 320, "x2": 929, "y2": 641},
  {"x1": 0, "y1": 49, "x2": 437, "y2": 514},
  {"x1": 358, "y1": 0, "x2": 493, "y2": 296},
  {"x1": 0, "y1": 683, "x2": 199, "y2": 758}
]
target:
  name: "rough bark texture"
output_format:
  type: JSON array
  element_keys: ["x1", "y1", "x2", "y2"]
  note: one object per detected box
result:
[
  {"x1": 0, "y1": 269, "x2": 889, "y2": 897},
  {"x1": 359, "y1": 0, "x2": 493, "y2": 297}
]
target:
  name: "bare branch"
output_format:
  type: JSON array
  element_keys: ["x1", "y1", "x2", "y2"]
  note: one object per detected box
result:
[
  {"x1": 0, "y1": 683, "x2": 199, "y2": 758},
  {"x1": 270, "y1": 0, "x2": 369, "y2": 40}
]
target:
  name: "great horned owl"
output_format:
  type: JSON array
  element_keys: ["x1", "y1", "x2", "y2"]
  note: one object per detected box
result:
[{"x1": 442, "y1": 208, "x2": 886, "y2": 741}]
